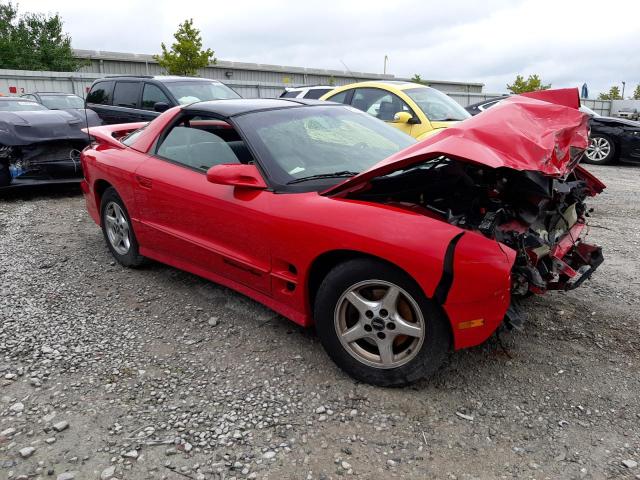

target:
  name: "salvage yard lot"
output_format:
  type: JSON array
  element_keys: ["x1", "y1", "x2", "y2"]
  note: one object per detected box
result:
[{"x1": 0, "y1": 164, "x2": 639, "y2": 479}]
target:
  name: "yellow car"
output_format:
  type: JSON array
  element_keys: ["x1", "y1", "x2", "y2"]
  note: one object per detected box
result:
[{"x1": 320, "y1": 81, "x2": 470, "y2": 140}]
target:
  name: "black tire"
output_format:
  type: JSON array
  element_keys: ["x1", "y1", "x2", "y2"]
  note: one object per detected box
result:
[
  {"x1": 100, "y1": 187, "x2": 145, "y2": 267},
  {"x1": 583, "y1": 134, "x2": 616, "y2": 165},
  {"x1": 314, "y1": 258, "x2": 450, "y2": 387},
  {"x1": 0, "y1": 162, "x2": 10, "y2": 187}
]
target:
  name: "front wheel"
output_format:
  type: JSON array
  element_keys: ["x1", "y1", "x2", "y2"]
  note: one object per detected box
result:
[
  {"x1": 100, "y1": 187, "x2": 145, "y2": 267},
  {"x1": 584, "y1": 135, "x2": 616, "y2": 165},
  {"x1": 314, "y1": 258, "x2": 450, "y2": 387}
]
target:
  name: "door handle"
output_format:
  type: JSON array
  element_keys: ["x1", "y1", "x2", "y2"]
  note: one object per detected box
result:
[{"x1": 136, "y1": 175, "x2": 152, "y2": 189}]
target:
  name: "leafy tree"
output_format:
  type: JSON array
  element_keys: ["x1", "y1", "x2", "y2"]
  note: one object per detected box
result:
[
  {"x1": 410, "y1": 74, "x2": 428, "y2": 85},
  {"x1": 154, "y1": 19, "x2": 215, "y2": 76},
  {"x1": 0, "y1": 1, "x2": 82, "y2": 71},
  {"x1": 633, "y1": 84, "x2": 640, "y2": 100},
  {"x1": 597, "y1": 86, "x2": 622, "y2": 100},
  {"x1": 506, "y1": 74, "x2": 551, "y2": 94}
]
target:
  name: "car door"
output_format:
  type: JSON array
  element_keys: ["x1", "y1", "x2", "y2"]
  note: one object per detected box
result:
[
  {"x1": 132, "y1": 113, "x2": 272, "y2": 294},
  {"x1": 140, "y1": 83, "x2": 171, "y2": 120},
  {"x1": 86, "y1": 80, "x2": 117, "y2": 124},
  {"x1": 110, "y1": 81, "x2": 154, "y2": 124},
  {"x1": 349, "y1": 88, "x2": 415, "y2": 136}
]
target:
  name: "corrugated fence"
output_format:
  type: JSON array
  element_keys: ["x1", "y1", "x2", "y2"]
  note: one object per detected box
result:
[{"x1": 0, "y1": 68, "x2": 612, "y2": 116}]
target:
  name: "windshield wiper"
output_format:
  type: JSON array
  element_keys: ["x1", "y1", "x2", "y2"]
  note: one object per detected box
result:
[{"x1": 287, "y1": 171, "x2": 359, "y2": 185}]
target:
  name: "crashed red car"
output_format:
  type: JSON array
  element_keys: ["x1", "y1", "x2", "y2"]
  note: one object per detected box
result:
[{"x1": 79, "y1": 88, "x2": 604, "y2": 386}]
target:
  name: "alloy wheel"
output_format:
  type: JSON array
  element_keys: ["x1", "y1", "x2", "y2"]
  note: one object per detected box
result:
[
  {"x1": 585, "y1": 137, "x2": 611, "y2": 162},
  {"x1": 334, "y1": 280, "x2": 426, "y2": 369},
  {"x1": 104, "y1": 201, "x2": 131, "y2": 255}
]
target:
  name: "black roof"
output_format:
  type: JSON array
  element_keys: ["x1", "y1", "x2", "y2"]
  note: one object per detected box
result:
[
  {"x1": 101, "y1": 75, "x2": 225, "y2": 84},
  {"x1": 183, "y1": 98, "x2": 336, "y2": 117}
]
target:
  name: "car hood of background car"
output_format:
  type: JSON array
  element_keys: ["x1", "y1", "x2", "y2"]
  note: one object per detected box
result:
[
  {"x1": 324, "y1": 88, "x2": 590, "y2": 197},
  {"x1": 592, "y1": 115, "x2": 640, "y2": 128},
  {"x1": 0, "y1": 110, "x2": 91, "y2": 146}
]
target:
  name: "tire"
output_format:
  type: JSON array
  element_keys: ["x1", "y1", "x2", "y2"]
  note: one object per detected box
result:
[
  {"x1": 0, "y1": 162, "x2": 10, "y2": 187},
  {"x1": 314, "y1": 258, "x2": 450, "y2": 387},
  {"x1": 584, "y1": 135, "x2": 616, "y2": 165},
  {"x1": 100, "y1": 187, "x2": 145, "y2": 267}
]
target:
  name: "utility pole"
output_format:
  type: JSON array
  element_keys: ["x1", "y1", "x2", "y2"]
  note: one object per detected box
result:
[
  {"x1": 622, "y1": 81, "x2": 626, "y2": 99},
  {"x1": 383, "y1": 55, "x2": 389, "y2": 75}
]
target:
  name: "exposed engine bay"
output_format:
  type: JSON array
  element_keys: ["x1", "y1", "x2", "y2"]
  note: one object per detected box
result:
[
  {"x1": 0, "y1": 141, "x2": 85, "y2": 187},
  {"x1": 351, "y1": 156, "x2": 604, "y2": 297}
]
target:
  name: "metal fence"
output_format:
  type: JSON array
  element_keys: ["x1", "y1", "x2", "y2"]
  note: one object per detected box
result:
[
  {"x1": 447, "y1": 91, "x2": 612, "y2": 116},
  {"x1": 1, "y1": 68, "x2": 613, "y2": 116},
  {"x1": 0, "y1": 69, "x2": 294, "y2": 99}
]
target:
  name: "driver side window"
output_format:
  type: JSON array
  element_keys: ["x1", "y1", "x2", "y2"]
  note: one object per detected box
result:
[
  {"x1": 351, "y1": 88, "x2": 412, "y2": 121},
  {"x1": 142, "y1": 84, "x2": 171, "y2": 111},
  {"x1": 156, "y1": 115, "x2": 253, "y2": 172}
]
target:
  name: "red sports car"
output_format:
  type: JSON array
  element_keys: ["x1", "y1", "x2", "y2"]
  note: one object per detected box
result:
[{"x1": 80, "y1": 88, "x2": 605, "y2": 386}]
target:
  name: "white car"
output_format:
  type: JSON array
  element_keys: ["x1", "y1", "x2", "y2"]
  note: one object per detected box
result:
[
  {"x1": 617, "y1": 108, "x2": 639, "y2": 121},
  {"x1": 280, "y1": 86, "x2": 334, "y2": 100}
]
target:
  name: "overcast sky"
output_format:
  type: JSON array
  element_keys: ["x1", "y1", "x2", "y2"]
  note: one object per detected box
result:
[{"x1": 15, "y1": 0, "x2": 640, "y2": 96}]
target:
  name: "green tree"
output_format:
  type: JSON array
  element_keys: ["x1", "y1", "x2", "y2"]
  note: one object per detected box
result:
[
  {"x1": 597, "y1": 86, "x2": 622, "y2": 100},
  {"x1": 632, "y1": 84, "x2": 640, "y2": 100},
  {"x1": 506, "y1": 74, "x2": 551, "y2": 94},
  {"x1": 0, "y1": 1, "x2": 82, "y2": 71},
  {"x1": 154, "y1": 19, "x2": 215, "y2": 76},
  {"x1": 410, "y1": 74, "x2": 428, "y2": 85}
]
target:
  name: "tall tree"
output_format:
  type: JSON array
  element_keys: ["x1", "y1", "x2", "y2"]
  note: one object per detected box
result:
[
  {"x1": 0, "y1": 1, "x2": 82, "y2": 71},
  {"x1": 154, "y1": 19, "x2": 215, "y2": 76},
  {"x1": 410, "y1": 74, "x2": 428, "y2": 85},
  {"x1": 506, "y1": 74, "x2": 551, "y2": 94},
  {"x1": 598, "y1": 86, "x2": 622, "y2": 100},
  {"x1": 633, "y1": 84, "x2": 640, "y2": 100}
]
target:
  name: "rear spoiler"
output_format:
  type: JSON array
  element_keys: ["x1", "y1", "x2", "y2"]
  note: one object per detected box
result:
[
  {"x1": 81, "y1": 122, "x2": 147, "y2": 149},
  {"x1": 519, "y1": 88, "x2": 581, "y2": 109}
]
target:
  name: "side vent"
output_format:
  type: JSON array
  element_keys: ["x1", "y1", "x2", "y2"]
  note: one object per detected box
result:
[{"x1": 272, "y1": 259, "x2": 299, "y2": 296}]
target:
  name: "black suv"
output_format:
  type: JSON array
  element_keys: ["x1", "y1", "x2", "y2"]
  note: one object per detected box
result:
[{"x1": 85, "y1": 75, "x2": 241, "y2": 124}]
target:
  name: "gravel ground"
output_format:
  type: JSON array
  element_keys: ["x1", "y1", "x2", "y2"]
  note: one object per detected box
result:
[{"x1": 0, "y1": 164, "x2": 639, "y2": 480}]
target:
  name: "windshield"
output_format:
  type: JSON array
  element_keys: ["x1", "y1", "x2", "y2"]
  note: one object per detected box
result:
[
  {"x1": 404, "y1": 87, "x2": 471, "y2": 122},
  {"x1": 39, "y1": 95, "x2": 85, "y2": 109},
  {"x1": 580, "y1": 105, "x2": 601, "y2": 117},
  {"x1": 0, "y1": 100, "x2": 47, "y2": 111},
  {"x1": 165, "y1": 81, "x2": 240, "y2": 105},
  {"x1": 235, "y1": 105, "x2": 416, "y2": 189}
]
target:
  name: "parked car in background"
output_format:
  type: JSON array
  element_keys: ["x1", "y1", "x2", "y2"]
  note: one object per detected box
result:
[
  {"x1": 617, "y1": 107, "x2": 639, "y2": 121},
  {"x1": 464, "y1": 96, "x2": 507, "y2": 115},
  {"x1": 79, "y1": 90, "x2": 604, "y2": 386},
  {"x1": 320, "y1": 81, "x2": 471, "y2": 140},
  {"x1": 465, "y1": 97, "x2": 640, "y2": 165},
  {"x1": 0, "y1": 97, "x2": 94, "y2": 188},
  {"x1": 22, "y1": 91, "x2": 102, "y2": 127},
  {"x1": 280, "y1": 85, "x2": 334, "y2": 99},
  {"x1": 85, "y1": 75, "x2": 241, "y2": 124},
  {"x1": 22, "y1": 92, "x2": 84, "y2": 109},
  {"x1": 580, "y1": 106, "x2": 640, "y2": 164}
]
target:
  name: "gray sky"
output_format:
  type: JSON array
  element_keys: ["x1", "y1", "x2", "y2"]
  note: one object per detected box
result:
[{"x1": 16, "y1": 0, "x2": 640, "y2": 96}]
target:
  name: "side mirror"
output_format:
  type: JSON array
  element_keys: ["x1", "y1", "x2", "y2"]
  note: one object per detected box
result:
[
  {"x1": 393, "y1": 111, "x2": 414, "y2": 124},
  {"x1": 154, "y1": 101, "x2": 170, "y2": 113},
  {"x1": 206, "y1": 164, "x2": 267, "y2": 189}
]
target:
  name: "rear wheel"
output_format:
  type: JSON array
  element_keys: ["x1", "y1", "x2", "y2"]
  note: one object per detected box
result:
[
  {"x1": 100, "y1": 187, "x2": 145, "y2": 267},
  {"x1": 314, "y1": 258, "x2": 450, "y2": 387},
  {"x1": 584, "y1": 135, "x2": 616, "y2": 164}
]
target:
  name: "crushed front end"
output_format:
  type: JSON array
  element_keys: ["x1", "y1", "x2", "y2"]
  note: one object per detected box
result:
[
  {"x1": 0, "y1": 141, "x2": 85, "y2": 187},
  {"x1": 351, "y1": 155, "x2": 605, "y2": 299}
]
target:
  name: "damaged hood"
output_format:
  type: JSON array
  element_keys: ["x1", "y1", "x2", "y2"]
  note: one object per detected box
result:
[
  {"x1": 324, "y1": 88, "x2": 590, "y2": 197},
  {"x1": 0, "y1": 110, "x2": 91, "y2": 146}
]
